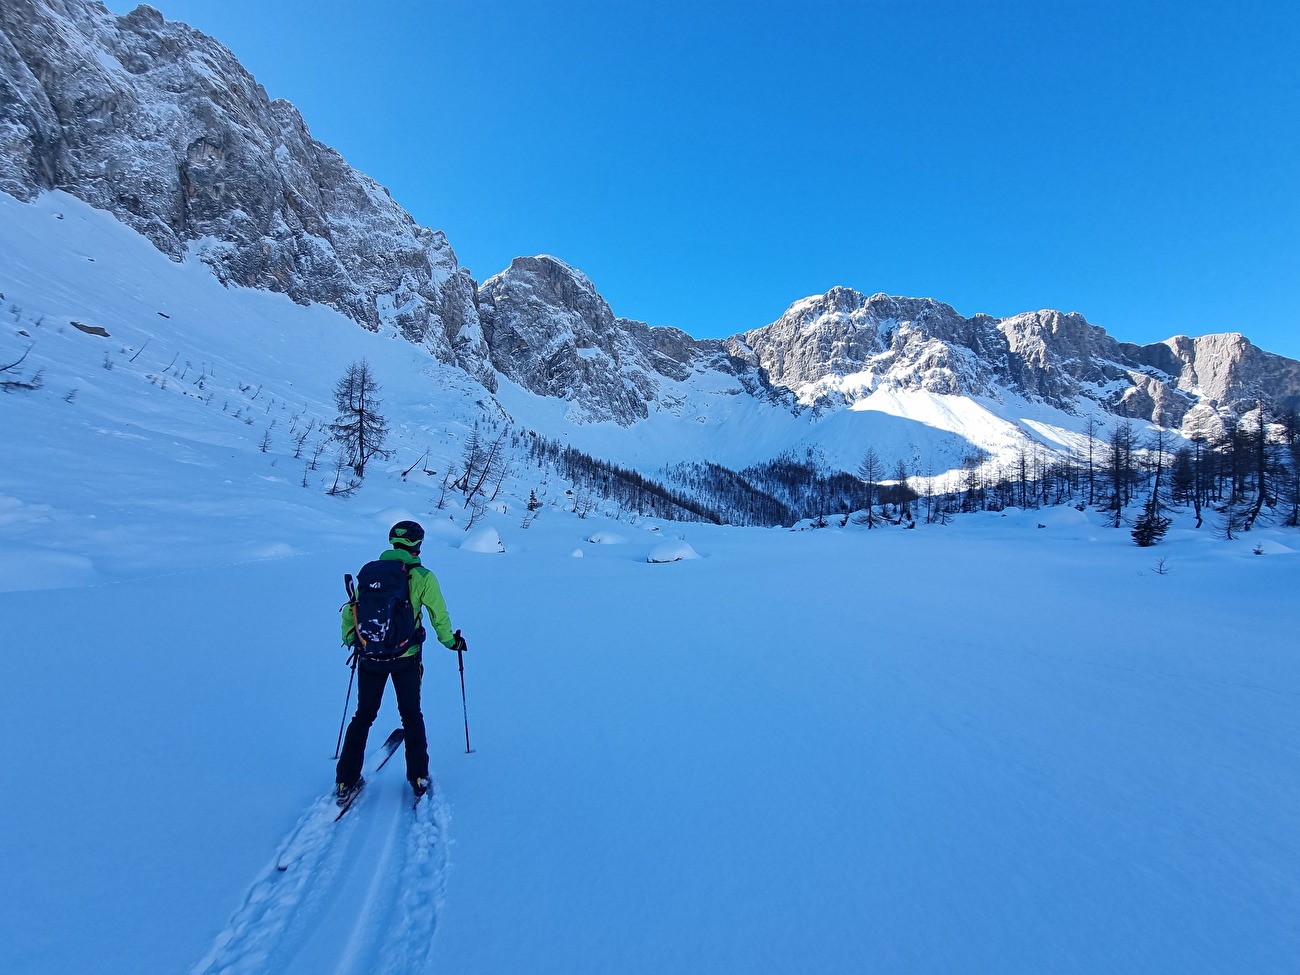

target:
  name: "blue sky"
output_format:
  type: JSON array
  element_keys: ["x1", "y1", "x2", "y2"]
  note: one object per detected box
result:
[{"x1": 107, "y1": 1, "x2": 1299, "y2": 356}]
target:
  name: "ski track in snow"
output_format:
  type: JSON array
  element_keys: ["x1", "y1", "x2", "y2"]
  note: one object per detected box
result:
[
  {"x1": 378, "y1": 793, "x2": 451, "y2": 974},
  {"x1": 190, "y1": 764, "x2": 450, "y2": 975}
]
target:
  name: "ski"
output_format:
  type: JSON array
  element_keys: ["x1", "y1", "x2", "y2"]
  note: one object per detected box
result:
[
  {"x1": 275, "y1": 728, "x2": 405, "y2": 870},
  {"x1": 334, "y1": 727, "x2": 405, "y2": 821},
  {"x1": 373, "y1": 728, "x2": 406, "y2": 771}
]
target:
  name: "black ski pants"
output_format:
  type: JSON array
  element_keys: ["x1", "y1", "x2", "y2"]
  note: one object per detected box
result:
[{"x1": 336, "y1": 651, "x2": 429, "y2": 788}]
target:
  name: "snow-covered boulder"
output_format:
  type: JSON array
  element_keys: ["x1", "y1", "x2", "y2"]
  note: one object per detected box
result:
[
  {"x1": 646, "y1": 540, "x2": 699, "y2": 563},
  {"x1": 460, "y1": 527, "x2": 504, "y2": 554}
]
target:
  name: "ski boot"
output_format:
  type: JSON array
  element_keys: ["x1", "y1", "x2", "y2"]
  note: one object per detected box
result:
[{"x1": 336, "y1": 776, "x2": 364, "y2": 807}]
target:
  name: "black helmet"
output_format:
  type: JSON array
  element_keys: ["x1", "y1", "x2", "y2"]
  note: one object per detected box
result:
[{"x1": 389, "y1": 520, "x2": 425, "y2": 549}]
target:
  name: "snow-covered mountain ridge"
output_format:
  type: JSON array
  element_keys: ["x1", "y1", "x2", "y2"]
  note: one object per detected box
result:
[
  {"x1": 4, "y1": 0, "x2": 1300, "y2": 472},
  {"x1": 0, "y1": 0, "x2": 491, "y2": 381},
  {"x1": 732, "y1": 287, "x2": 1300, "y2": 429}
]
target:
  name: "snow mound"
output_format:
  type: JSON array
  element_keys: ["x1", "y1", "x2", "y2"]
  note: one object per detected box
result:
[
  {"x1": 460, "y1": 527, "x2": 505, "y2": 554},
  {"x1": 374, "y1": 508, "x2": 421, "y2": 533},
  {"x1": 586, "y1": 531, "x2": 626, "y2": 545},
  {"x1": 246, "y1": 542, "x2": 298, "y2": 560},
  {"x1": 570, "y1": 548, "x2": 584, "y2": 558},
  {"x1": 646, "y1": 540, "x2": 699, "y2": 563},
  {"x1": 0, "y1": 546, "x2": 98, "y2": 591}
]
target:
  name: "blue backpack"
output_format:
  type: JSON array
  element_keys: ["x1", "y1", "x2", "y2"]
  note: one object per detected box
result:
[{"x1": 351, "y1": 559, "x2": 424, "y2": 658}]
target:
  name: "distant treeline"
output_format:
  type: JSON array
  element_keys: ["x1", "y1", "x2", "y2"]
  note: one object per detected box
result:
[
  {"x1": 526, "y1": 435, "x2": 720, "y2": 523},
  {"x1": 524, "y1": 404, "x2": 1300, "y2": 541}
]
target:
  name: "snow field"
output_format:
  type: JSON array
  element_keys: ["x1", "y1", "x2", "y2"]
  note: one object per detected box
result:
[{"x1": 1, "y1": 190, "x2": 1297, "y2": 973}]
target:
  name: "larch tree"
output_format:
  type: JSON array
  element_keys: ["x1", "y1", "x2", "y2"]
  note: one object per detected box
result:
[
  {"x1": 856, "y1": 447, "x2": 882, "y2": 528},
  {"x1": 330, "y1": 358, "x2": 391, "y2": 479}
]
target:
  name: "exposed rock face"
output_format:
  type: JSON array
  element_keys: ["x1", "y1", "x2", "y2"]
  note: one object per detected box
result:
[
  {"x1": 735, "y1": 290, "x2": 999, "y2": 403},
  {"x1": 733, "y1": 288, "x2": 1300, "y2": 431},
  {"x1": 477, "y1": 256, "x2": 763, "y2": 424},
  {"x1": 1125, "y1": 333, "x2": 1300, "y2": 417},
  {"x1": 0, "y1": 0, "x2": 491, "y2": 382},
  {"x1": 3, "y1": 0, "x2": 1298, "y2": 442}
]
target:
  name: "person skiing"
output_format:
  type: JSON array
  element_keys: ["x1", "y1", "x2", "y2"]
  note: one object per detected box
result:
[{"x1": 336, "y1": 520, "x2": 467, "y2": 802}]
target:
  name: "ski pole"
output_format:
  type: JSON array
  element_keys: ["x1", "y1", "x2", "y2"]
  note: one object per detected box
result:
[
  {"x1": 334, "y1": 650, "x2": 356, "y2": 760},
  {"x1": 334, "y1": 573, "x2": 359, "y2": 760},
  {"x1": 455, "y1": 629, "x2": 473, "y2": 754}
]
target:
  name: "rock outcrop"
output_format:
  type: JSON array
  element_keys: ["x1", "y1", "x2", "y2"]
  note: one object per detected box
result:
[
  {"x1": 4, "y1": 0, "x2": 1299, "y2": 444},
  {"x1": 0, "y1": 0, "x2": 490, "y2": 381}
]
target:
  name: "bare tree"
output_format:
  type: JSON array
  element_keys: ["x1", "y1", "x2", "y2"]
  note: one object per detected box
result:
[
  {"x1": 1282, "y1": 409, "x2": 1300, "y2": 527},
  {"x1": 326, "y1": 452, "x2": 361, "y2": 497},
  {"x1": 462, "y1": 429, "x2": 508, "y2": 507},
  {"x1": 856, "y1": 447, "x2": 882, "y2": 528},
  {"x1": 1242, "y1": 403, "x2": 1275, "y2": 531},
  {"x1": 960, "y1": 453, "x2": 985, "y2": 513},
  {"x1": 1132, "y1": 428, "x2": 1173, "y2": 546},
  {"x1": 1, "y1": 342, "x2": 44, "y2": 392},
  {"x1": 1104, "y1": 420, "x2": 1137, "y2": 527},
  {"x1": 1082, "y1": 416, "x2": 1102, "y2": 507},
  {"x1": 890, "y1": 458, "x2": 915, "y2": 523},
  {"x1": 451, "y1": 423, "x2": 488, "y2": 493},
  {"x1": 1217, "y1": 497, "x2": 1249, "y2": 541},
  {"x1": 401, "y1": 448, "x2": 430, "y2": 480},
  {"x1": 329, "y1": 358, "x2": 391, "y2": 478},
  {"x1": 1014, "y1": 446, "x2": 1031, "y2": 509}
]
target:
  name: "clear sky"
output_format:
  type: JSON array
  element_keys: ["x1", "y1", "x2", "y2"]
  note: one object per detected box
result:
[{"x1": 105, "y1": 0, "x2": 1299, "y2": 357}]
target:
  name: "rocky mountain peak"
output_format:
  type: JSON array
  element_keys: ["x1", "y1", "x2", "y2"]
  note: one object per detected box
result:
[
  {"x1": 734, "y1": 287, "x2": 1300, "y2": 430},
  {"x1": 0, "y1": 0, "x2": 491, "y2": 381},
  {"x1": 4, "y1": 0, "x2": 1299, "y2": 450},
  {"x1": 738, "y1": 288, "x2": 995, "y2": 401},
  {"x1": 477, "y1": 255, "x2": 656, "y2": 423},
  {"x1": 477, "y1": 255, "x2": 766, "y2": 424}
]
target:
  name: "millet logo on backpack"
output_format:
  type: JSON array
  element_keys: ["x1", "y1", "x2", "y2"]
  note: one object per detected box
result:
[{"x1": 351, "y1": 559, "x2": 424, "y2": 658}]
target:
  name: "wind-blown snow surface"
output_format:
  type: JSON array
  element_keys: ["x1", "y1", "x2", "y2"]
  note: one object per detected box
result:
[{"x1": 2, "y1": 191, "x2": 1299, "y2": 973}]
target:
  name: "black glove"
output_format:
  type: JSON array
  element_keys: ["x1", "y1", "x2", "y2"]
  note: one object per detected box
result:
[{"x1": 451, "y1": 631, "x2": 468, "y2": 653}]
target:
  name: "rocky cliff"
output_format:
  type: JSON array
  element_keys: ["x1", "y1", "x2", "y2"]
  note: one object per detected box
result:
[
  {"x1": 727, "y1": 287, "x2": 1300, "y2": 433},
  {"x1": 0, "y1": 0, "x2": 492, "y2": 384},
  {"x1": 4, "y1": 0, "x2": 1298, "y2": 445},
  {"x1": 477, "y1": 255, "x2": 769, "y2": 424}
]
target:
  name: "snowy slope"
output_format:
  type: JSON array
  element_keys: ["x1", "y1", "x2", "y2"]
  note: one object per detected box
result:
[
  {"x1": 192, "y1": 738, "x2": 450, "y2": 975},
  {"x1": 1, "y1": 190, "x2": 1298, "y2": 974},
  {"x1": 0, "y1": 188, "x2": 1090, "y2": 548},
  {"x1": 0, "y1": 190, "x2": 491, "y2": 587},
  {"x1": 4, "y1": 511, "x2": 1298, "y2": 974}
]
